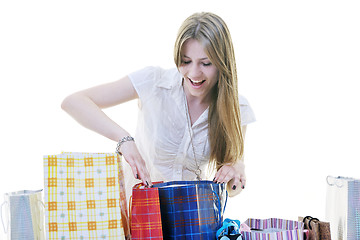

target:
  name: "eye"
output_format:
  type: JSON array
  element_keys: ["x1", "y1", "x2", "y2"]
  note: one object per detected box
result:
[
  {"x1": 182, "y1": 60, "x2": 191, "y2": 65},
  {"x1": 202, "y1": 62, "x2": 212, "y2": 66}
]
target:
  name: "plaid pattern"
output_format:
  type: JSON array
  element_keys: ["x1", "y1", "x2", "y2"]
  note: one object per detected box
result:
[
  {"x1": 130, "y1": 183, "x2": 163, "y2": 239},
  {"x1": 242, "y1": 218, "x2": 304, "y2": 240},
  {"x1": 153, "y1": 181, "x2": 226, "y2": 240},
  {"x1": 44, "y1": 152, "x2": 130, "y2": 239}
]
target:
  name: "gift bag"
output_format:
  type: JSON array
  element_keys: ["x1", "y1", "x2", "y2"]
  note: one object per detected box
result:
[
  {"x1": 44, "y1": 152, "x2": 130, "y2": 240},
  {"x1": 0, "y1": 190, "x2": 45, "y2": 240},
  {"x1": 130, "y1": 182, "x2": 163, "y2": 239},
  {"x1": 216, "y1": 218, "x2": 242, "y2": 240},
  {"x1": 242, "y1": 218, "x2": 304, "y2": 240},
  {"x1": 153, "y1": 180, "x2": 227, "y2": 240},
  {"x1": 326, "y1": 176, "x2": 360, "y2": 240},
  {"x1": 299, "y1": 216, "x2": 331, "y2": 240}
]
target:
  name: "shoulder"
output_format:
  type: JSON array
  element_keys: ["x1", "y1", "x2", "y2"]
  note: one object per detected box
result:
[
  {"x1": 128, "y1": 66, "x2": 182, "y2": 102},
  {"x1": 129, "y1": 66, "x2": 181, "y2": 89},
  {"x1": 239, "y1": 95, "x2": 251, "y2": 106},
  {"x1": 238, "y1": 95, "x2": 256, "y2": 125}
]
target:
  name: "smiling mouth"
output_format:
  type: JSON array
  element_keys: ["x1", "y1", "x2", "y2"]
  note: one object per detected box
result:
[{"x1": 189, "y1": 78, "x2": 206, "y2": 86}]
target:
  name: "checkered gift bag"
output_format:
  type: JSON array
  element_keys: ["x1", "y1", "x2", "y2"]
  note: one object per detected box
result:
[
  {"x1": 153, "y1": 181, "x2": 227, "y2": 240},
  {"x1": 43, "y1": 152, "x2": 130, "y2": 239},
  {"x1": 130, "y1": 182, "x2": 163, "y2": 239}
]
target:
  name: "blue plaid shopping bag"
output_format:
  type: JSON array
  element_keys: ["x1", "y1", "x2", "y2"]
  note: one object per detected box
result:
[{"x1": 153, "y1": 181, "x2": 227, "y2": 240}]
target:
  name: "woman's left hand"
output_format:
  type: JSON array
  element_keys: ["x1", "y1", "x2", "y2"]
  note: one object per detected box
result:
[{"x1": 213, "y1": 161, "x2": 246, "y2": 191}]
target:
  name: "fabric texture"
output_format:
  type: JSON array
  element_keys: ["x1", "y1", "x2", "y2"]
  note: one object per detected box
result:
[
  {"x1": 242, "y1": 218, "x2": 304, "y2": 240},
  {"x1": 125, "y1": 66, "x2": 256, "y2": 202},
  {"x1": 153, "y1": 181, "x2": 227, "y2": 240},
  {"x1": 43, "y1": 152, "x2": 129, "y2": 240},
  {"x1": 130, "y1": 183, "x2": 163, "y2": 240}
]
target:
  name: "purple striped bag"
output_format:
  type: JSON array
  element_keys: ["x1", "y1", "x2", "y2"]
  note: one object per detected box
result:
[{"x1": 242, "y1": 218, "x2": 304, "y2": 240}]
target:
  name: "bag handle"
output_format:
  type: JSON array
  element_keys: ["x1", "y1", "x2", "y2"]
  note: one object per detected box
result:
[
  {"x1": 326, "y1": 175, "x2": 354, "y2": 188},
  {"x1": 0, "y1": 201, "x2": 9, "y2": 234},
  {"x1": 308, "y1": 217, "x2": 319, "y2": 230},
  {"x1": 212, "y1": 185, "x2": 228, "y2": 227},
  {"x1": 302, "y1": 216, "x2": 320, "y2": 230},
  {"x1": 37, "y1": 200, "x2": 46, "y2": 232}
]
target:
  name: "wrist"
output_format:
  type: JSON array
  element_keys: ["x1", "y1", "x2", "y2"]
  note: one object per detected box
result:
[{"x1": 116, "y1": 135, "x2": 135, "y2": 155}]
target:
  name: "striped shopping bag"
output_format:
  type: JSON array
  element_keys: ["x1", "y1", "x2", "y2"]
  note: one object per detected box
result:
[
  {"x1": 43, "y1": 152, "x2": 130, "y2": 240},
  {"x1": 0, "y1": 190, "x2": 45, "y2": 240},
  {"x1": 242, "y1": 218, "x2": 304, "y2": 240},
  {"x1": 153, "y1": 181, "x2": 227, "y2": 240},
  {"x1": 130, "y1": 182, "x2": 163, "y2": 239},
  {"x1": 326, "y1": 176, "x2": 360, "y2": 240}
]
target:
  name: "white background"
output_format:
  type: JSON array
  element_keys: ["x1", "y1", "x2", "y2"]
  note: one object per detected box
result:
[{"x1": 1, "y1": 0, "x2": 359, "y2": 237}]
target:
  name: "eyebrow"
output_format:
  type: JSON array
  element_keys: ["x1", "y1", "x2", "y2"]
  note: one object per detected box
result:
[{"x1": 183, "y1": 55, "x2": 209, "y2": 60}]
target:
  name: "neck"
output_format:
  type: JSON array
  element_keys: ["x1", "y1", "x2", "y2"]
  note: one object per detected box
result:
[{"x1": 182, "y1": 83, "x2": 213, "y2": 106}]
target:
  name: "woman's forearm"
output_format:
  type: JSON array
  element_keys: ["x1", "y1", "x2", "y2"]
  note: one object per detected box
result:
[
  {"x1": 61, "y1": 76, "x2": 137, "y2": 142},
  {"x1": 61, "y1": 93, "x2": 129, "y2": 142}
]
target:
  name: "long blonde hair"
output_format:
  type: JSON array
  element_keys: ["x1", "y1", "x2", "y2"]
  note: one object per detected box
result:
[{"x1": 174, "y1": 12, "x2": 244, "y2": 169}]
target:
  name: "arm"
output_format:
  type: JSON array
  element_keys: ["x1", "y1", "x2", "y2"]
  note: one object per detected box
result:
[
  {"x1": 61, "y1": 76, "x2": 137, "y2": 141},
  {"x1": 213, "y1": 125, "x2": 247, "y2": 197},
  {"x1": 61, "y1": 76, "x2": 152, "y2": 186}
]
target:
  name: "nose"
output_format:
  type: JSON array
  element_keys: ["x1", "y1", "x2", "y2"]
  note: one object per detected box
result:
[{"x1": 188, "y1": 63, "x2": 202, "y2": 80}]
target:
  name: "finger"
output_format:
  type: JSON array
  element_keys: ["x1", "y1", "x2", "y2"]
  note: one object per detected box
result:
[
  {"x1": 231, "y1": 176, "x2": 241, "y2": 191},
  {"x1": 213, "y1": 167, "x2": 225, "y2": 183},
  {"x1": 126, "y1": 155, "x2": 152, "y2": 187},
  {"x1": 135, "y1": 162, "x2": 152, "y2": 187},
  {"x1": 127, "y1": 158, "x2": 152, "y2": 186},
  {"x1": 240, "y1": 175, "x2": 247, "y2": 189},
  {"x1": 215, "y1": 166, "x2": 232, "y2": 183},
  {"x1": 128, "y1": 161, "x2": 139, "y2": 180},
  {"x1": 221, "y1": 173, "x2": 234, "y2": 184}
]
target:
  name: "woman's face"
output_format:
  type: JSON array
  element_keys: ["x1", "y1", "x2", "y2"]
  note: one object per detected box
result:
[{"x1": 179, "y1": 38, "x2": 218, "y2": 104}]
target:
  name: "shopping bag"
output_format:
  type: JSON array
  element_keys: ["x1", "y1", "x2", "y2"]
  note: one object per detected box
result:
[
  {"x1": 43, "y1": 152, "x2": 130, "y2": 240},
  {"x1": 326, "y1": 175, "x2": 360, "y2": 240},
  {"x1": 130, "y1": 182, "x2": 163, "y2": 239},
  {"x1": 0, "y1": 189, "x2": 45, "y2": 240},
  {"x1": 242, "y1": 218, "x2": 304, "y2": 240},
  {"x1": 153, "y1": 180, "x2": 227, "y2": 240},
  {"x1": 299, "y1": 216, "x2": 331, "y2": 240}
]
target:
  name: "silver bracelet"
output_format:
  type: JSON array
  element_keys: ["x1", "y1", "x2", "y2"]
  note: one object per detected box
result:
[{"x1": 116, "y1": 136, "x2": 135, "y2": 155}]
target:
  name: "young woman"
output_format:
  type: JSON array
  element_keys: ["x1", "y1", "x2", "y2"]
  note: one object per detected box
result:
[{"x1": 61, "y1": 12, "x2": 255, "y2": 200}]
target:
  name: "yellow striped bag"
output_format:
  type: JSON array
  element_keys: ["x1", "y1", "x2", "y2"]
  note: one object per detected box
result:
[{"x1": 43, "y1": 152, "x2": 130, "y2": 239}]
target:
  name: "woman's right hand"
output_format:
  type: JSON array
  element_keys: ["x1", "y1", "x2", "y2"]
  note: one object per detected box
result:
[{"x1": 120, "y1": 141, "x2": 152, "y2": 187}]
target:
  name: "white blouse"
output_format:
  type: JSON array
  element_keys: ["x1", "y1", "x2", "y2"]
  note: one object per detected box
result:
[{"x1": 123, "y1": 66, "x2": 256, "y2": 199}]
